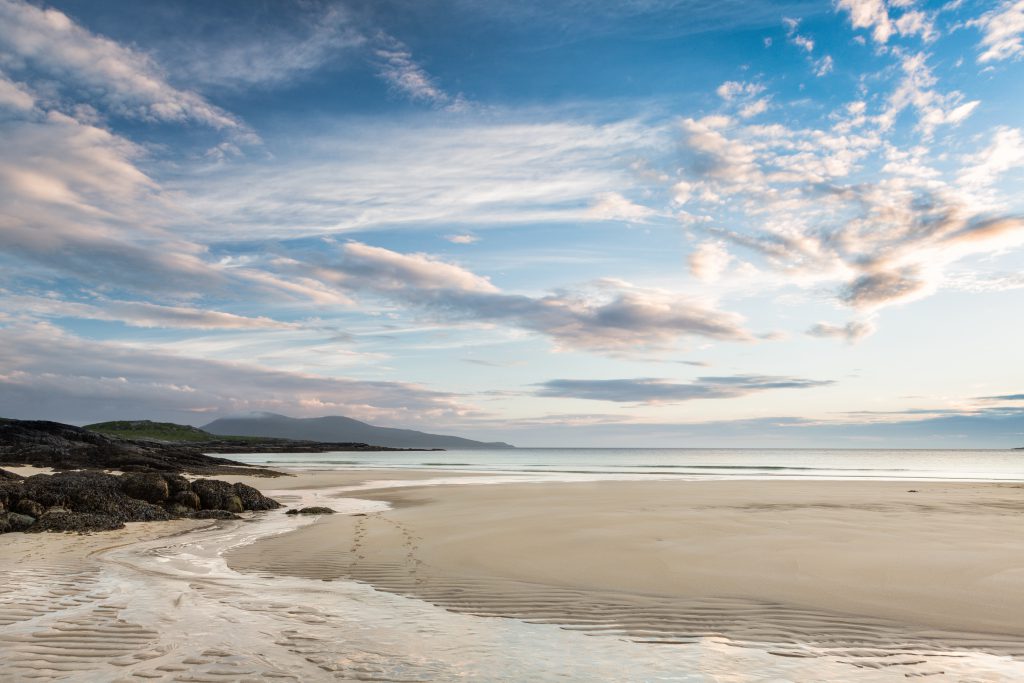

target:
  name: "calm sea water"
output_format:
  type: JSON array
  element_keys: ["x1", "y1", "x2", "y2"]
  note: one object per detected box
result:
[{"x1": 229, "y1": 447, "x2": 1024, "y2": 481}]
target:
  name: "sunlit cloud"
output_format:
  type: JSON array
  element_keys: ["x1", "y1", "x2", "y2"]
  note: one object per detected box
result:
[
  {"x1": 0, "y1": 0, "x2": 247, "y2": 131},
  {"x1": 970, "y1": 0, "x2": 1024, "y2": 63}
]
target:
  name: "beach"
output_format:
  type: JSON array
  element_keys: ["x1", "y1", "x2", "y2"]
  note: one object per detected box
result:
[{"x1": 3, "y1": 467, "x2": 1024, "y2": 681}]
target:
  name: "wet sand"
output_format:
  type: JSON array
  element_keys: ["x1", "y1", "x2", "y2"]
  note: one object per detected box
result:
[
  {"x1": 229, "y1": 477, "x2": 1024, "y2": 651},
  {"x1": 5, "y1": 469, "x2": 1024, "y2": 680}
]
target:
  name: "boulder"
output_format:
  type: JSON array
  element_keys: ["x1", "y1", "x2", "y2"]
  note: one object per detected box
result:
[
  {"x1": 191, "y1": 479, "x2": 244, "y2": 513},
  {"x1": 286, "y1": 506, "x2": 336, "y2": 515},
  {"x1": 165, "y1": 503, "x2": 193, "y2": 517},
  {"x1": 119, "y1": 472, "x2": 170, "y2": 503},
  {"x1": 162, "y1": 474, "x2": 191, "y2": 497},
  {"x1": 0, "y1": 511, "x2": 35, "y2": 532},
  {"x1": 121, "y1": 497, "x2": 171, "y2": 522},
  {"x1": 14, "y1": 498, "x2": 44, "y2": 518},
  {"x1": 0, "y1": 479, "x2": 23, "y2": 512},
  {"x1": 232, "y1": 482, "x2": 281, "y2": 511},
  {"x1": 172, "y1": 490, "x2": 201, "y2": 511}
]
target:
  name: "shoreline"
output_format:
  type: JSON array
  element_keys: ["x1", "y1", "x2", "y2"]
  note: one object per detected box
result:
[{"x1": 4, "y1": 467, "x2": 1024, "y2": 680}]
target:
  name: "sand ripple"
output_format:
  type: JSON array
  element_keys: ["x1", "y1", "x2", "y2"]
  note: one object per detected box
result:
[{"x1": 228, "y1": 509, "x2": 1024, "y2": 680}]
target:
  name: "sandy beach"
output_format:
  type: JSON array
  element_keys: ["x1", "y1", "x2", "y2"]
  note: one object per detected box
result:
[
  {"x1": 228, "y1": 474, "x2": 1024, "y2": 651},
  {"x1": 4, "y1": 469, "x2": 1024, "y2": 681}
]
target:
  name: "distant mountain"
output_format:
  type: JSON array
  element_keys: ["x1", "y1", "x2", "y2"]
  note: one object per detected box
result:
[{"x1": 202, "y1": 413, "x2": 515, "y2": 450}]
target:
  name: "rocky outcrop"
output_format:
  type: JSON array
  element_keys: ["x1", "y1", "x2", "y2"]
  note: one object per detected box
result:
[
  {"x1": 0, "y1": 419, "x2": 283, "y2": 476},
  {"x1": 0, "y1": 468, "x2": 281, "y2": 534}
]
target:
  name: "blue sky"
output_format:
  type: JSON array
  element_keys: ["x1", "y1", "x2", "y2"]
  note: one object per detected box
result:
[{"x1": 1, "y1": 0, "x2": 1023, "y2": 446}]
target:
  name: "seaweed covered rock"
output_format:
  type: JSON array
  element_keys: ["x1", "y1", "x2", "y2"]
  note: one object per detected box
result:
[
  {"x1": 0, "y1": 512, "x2": 35, "y2": 532},
  {"x1": 0, "y1": 478, "x2": 23, "y2": 512},
  {"x1": 190, "y1": 509, "x2": 242, "y2": 520},
  {"x1": 232, "y1": 482, "x2": 281, "y2": 511},
  {"x1": 119, "y1": 472, "x2": 170, "y2": 504},
  {"x1": 0, "y1": 469, "x2": 280, "y2": 534},
  {"x1": 286, "y1": 506, "x2": 336, "y2": 515},
  {"x1": 24, "y1": 471, "x2": 136, "y2": 518},
  {"x1": 163, "y1": 474, "x2": 191, "y2": 497},
  {"x1": 191, "y1": 479, "x2": 244, "y2": 513},
  {"x1": 14, "y1": 498, "x2": 44, "y2": 518},
  {"x1": 27, "y1": 510, "x2": 124, "y2": 533},
  {"x1": 173, "y1": 490, "x2": 201, "y2": 511}
]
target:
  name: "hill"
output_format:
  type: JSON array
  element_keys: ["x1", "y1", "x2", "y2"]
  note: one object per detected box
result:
[
  {"x1": 0, "y1": 418, "x2": 281, "y2": 476},
  {"x1": 85, "y1": 420, "x2": 261, "y2": 443},
  {"x1": 203, "y1": 413, "x2": 515, "y2": 450}
]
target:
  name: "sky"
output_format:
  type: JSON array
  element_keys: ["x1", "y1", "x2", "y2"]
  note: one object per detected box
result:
[{"x1": 1, "y1": 0, "x2": 1023, "y2": 447}]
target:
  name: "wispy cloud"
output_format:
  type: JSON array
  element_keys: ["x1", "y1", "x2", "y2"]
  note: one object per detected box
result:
[
  {"x1": 535, "y1": 375, "x2": 833, "y2": 403},
  {"x1": 970, "y1": 0, "x2": 1024, "y2": 63},
  {"x1": 2, "y1": 294, "x2": 297, "y2": 331},
  {"x1": 166, "y1": 4, "x2": 365, "y2": 88},
  {"x1": 806, "y1": 319, "x2": 877, "y2": 343},
  {"x1": 177, "y1": 118, "x2": 663, "y2": 239},
  {"x1": 372, "y1": 33, "x2": 464, "y2": 109}
]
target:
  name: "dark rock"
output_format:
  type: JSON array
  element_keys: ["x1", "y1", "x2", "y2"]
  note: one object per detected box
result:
[
  {"x1": 27, "y1": 510, "x2": 124, "y2": 533},
  {"x1": 119, "y1": 472, "x2": 170, "y2": 503},
  {"x1": 192, "y1": 479, "x2": 244, "y2": 513},
  {"x1": 0, "y1": 466, "x2": 277, "y2": 534},
  {"x1": 22, "y1": 471, "x2": 168, "y2": 523},
  {"x1": 232, "y1": 482, "x2": 281, "y2": 511},
  {"x1": 0, "y1": 511, "x2": 35, "y2": 532},
  {"x1": 289, "y1": 506, "x2": 336, "y2": 515},
  {"x1": 14, "y1": 498, "x2": 44, "y2": 518},
  {"x1": 122, "y1": 497, "x2": 171, "y2": 522},
  {"x1": 165, "y1": 503, "x2": 192, "y2": 517},
  {"x1": 162, "y1": 474, "x2": 191, "y2": 497},
  {"x1": 0, "y1": 479, "x2": 23, "y2": 512},
  {"x1": 189, "y1": 509, "x2": 242, "y2": 520},
  {"x1": 172, "y1": 490, "x2": 201, "y2": 511}
]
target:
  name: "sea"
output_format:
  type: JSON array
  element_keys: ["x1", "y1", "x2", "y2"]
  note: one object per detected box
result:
[{"x1": 229, "y1": 447, "x2": 1024, "y2": 482}]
